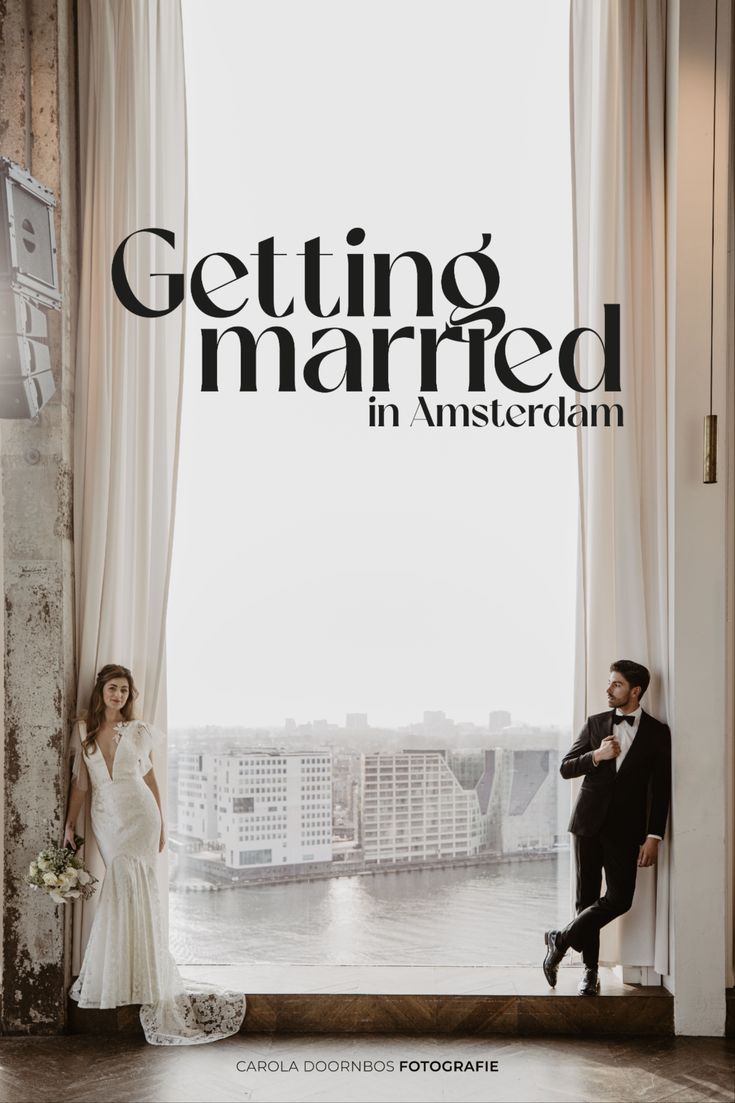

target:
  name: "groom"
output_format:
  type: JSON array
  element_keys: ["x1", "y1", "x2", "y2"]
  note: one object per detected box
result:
[{"x1": 543, "y1": 660, "x2": 671, "y2": 995}]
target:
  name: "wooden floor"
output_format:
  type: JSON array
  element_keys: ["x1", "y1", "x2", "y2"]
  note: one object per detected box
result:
[{"x1": 0, "y1": 1032, "x2": 733, "y2": 1102}]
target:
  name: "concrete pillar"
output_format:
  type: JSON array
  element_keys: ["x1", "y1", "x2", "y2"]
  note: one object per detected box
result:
[{"x1": 0, "y1": 0, "x2": 77, "y2": 1033}]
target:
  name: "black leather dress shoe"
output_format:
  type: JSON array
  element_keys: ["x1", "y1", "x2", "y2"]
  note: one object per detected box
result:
[
  {"x1": 543, "y1": 930, "x2": 568, "y2": 987},
  {"x1": 577, "y1": 966, "x2": 600, "y2": 995}
]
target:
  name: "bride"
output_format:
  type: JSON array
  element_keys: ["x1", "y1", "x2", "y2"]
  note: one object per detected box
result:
[{"x1": 63, "y1": 663, "x2": 246, "y2": 1045}]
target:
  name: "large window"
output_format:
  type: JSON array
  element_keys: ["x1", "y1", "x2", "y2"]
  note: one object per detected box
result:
[{"x1": 167, "y1": 0, "x2": 576, "y2": 966}]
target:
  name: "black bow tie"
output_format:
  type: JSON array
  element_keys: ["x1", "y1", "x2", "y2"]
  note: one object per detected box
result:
[{"x1": 612, "y1": 713, "x2": 635, "y2": 726}]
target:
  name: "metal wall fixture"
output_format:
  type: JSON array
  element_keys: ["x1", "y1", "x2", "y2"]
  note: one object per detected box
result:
[
  {"x1": 0, "y1": 158, "x2": 61, "y2": 419},
  {"x1": 703, "y1": 1, "x2": 720, "y2": 485}
]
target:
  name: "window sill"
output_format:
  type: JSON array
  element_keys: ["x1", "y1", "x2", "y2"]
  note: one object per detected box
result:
[
  {"x1": 177, "y1": 963, "x2": 641, "y2": 995},
  {"x1": 68, "y1": 966, "x2": 674, "y2": 1037}
]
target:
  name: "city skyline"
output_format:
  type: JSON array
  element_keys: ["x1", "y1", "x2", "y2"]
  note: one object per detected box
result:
[{"x1": 168, "y1": 708, "x2": 573, "y2": 737}]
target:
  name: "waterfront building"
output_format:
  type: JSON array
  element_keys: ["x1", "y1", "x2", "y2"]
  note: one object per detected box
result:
[
  {"x1": 446, "y1": 749, "x2": 487, "y2": 789},
  {"x1": 177, "y1": 749, "x2": 333, "y2": 870},
  {"x1": 362, "y1": 746, "x2": 559, "y2": 865},
  {"x1": 177, "y1": 752, "x2": 217, "y2": 842},
  {"x1": 494, "y1": 748, "x2": 559, "y2": 852},
  {"x1": 361, "y1": 750, "x2": 485, "y2": 864}
]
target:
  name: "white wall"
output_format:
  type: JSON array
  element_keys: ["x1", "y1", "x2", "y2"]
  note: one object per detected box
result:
[{"x1": 666, "y1": 0, "x2": 733, "y2": 1035}]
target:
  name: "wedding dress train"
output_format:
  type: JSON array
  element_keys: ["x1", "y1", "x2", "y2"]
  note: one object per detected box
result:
[{"x1": 68, "y1": 719, "x2": 246, "y2": 1045}]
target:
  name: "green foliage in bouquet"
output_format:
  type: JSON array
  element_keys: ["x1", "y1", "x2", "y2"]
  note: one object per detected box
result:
[{"x1": 25, "y1": 835, "x2": 99, "y2": 905}]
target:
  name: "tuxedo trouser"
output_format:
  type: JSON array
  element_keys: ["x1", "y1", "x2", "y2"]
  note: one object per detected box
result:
[{"x1": 561, "y1": 831, "x2": 640, "y2": 967}]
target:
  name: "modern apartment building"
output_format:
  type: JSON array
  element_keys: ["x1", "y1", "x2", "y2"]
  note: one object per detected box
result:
[
  {"x1": 493, "y1": 748, "x2": 559, "y2": 852},
  {"x1": 177, "y1": 749, "x2": 333, "y2": 870},
  {"x1": 361, "y1": 750, "x2": 485, "y2": 864},
  {"x1": 178, "y1": 752, "x2": 216, "y2": 842},
  {"x1": 361, "y1": 746, "x2": 559, "y2": 864}
]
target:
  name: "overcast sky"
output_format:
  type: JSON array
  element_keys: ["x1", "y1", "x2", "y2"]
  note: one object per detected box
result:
[{"x1": 167, "y1": 0, "x2": 577, "y2": 730}]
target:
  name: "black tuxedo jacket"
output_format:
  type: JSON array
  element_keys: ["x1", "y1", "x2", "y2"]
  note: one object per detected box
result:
[{"x1": 560, "y1": 709, "x2": 671, "y2": 844}]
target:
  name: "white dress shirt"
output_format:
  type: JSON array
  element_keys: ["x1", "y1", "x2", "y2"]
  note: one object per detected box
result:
[{"x1": 614, "y1": 705, "x2": 642, "y2": 769}]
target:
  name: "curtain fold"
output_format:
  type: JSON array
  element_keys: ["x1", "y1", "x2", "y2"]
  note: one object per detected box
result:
[
  {"x1": 570, "y1": 0, "x2": 670, "y2": 975},
  {"x1": 72, "y1": 0, "x2": 187, "y2": 973}
]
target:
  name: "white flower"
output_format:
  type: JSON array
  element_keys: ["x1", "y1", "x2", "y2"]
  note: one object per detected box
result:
[
  {"x1": 59, "y1": 869, "x2": 77, "y2": 885},
  {"x1": 49, "y1": 890, "x2": 66, "y2": 904},
  {"x1": 37, "y1": 857, "x2": 50, "y2": 871},
  {"x1": 29, "y1": 860, "x2": 38, "y2": 875},
  {"x1": 66, "y1": 889, "x2": 80, "y2": 899},
  {"x1": 75, "y1": 869, "x2": 92, "y2": 885},
  {"x1": 42, "y1": 872, "x2": 58, "y2": 886}
]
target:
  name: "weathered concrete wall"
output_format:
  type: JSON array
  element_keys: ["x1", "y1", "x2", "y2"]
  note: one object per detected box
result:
[{"x1": 0, "y1": 0, "x2": 77, "y2": 1033}]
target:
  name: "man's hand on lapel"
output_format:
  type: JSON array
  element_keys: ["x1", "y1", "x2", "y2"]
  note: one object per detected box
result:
[
  {"x1": 638, "y1": 838, "x2": 659, "y2": 867},
  {"x1": 593, "y1": 735, "x2": 621, "y2": 765}
]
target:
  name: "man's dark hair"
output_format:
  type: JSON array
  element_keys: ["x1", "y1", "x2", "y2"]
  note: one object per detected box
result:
[{"x1": 610, "y1": 659, "x2": 650, "y2": 699}]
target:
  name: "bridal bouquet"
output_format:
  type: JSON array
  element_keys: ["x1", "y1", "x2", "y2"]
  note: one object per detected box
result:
[{"x1": 25, "y1": 836, "x2": 98, "y2": 904}]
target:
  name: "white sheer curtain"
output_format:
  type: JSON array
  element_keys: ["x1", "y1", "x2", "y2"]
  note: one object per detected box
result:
[
  {"x1": 570, "y1": 0, "x2": 670, "y2": 975},
  {"x1": 72, "y1": 0, "x2": 187, "y2": 973}
]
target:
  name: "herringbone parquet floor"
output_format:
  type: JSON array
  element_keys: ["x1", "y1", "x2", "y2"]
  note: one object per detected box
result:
[{"x1": 0, "y1": 1032, "x2": 732, "y2": 1103}]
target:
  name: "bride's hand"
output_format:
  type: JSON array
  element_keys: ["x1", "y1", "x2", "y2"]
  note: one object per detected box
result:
[
  {"x1": 62, "y1": 824, "x2": 77, "y2": 851},
  {"x1": 159, "y1": 824, "x2": 166, "y2": 853}
]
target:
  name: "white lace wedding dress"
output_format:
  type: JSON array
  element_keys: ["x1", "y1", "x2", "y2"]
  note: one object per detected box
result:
[{"x1": 68, "y1": 719, "x2": 246, "y2": 1045}]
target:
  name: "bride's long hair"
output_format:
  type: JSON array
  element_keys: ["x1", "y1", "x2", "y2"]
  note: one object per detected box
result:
[{"x1": 81, "y1": 664, "x2": 139, "y2": 754}]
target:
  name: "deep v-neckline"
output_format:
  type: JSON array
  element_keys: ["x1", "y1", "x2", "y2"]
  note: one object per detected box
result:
[{"x1": 98, "y1": 722, "x2": 128, "y2": 781}]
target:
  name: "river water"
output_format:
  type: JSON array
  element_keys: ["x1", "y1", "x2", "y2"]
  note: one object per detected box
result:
[{"x1": 170, "y1": 853, "x2": 570, "y2": 966}]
